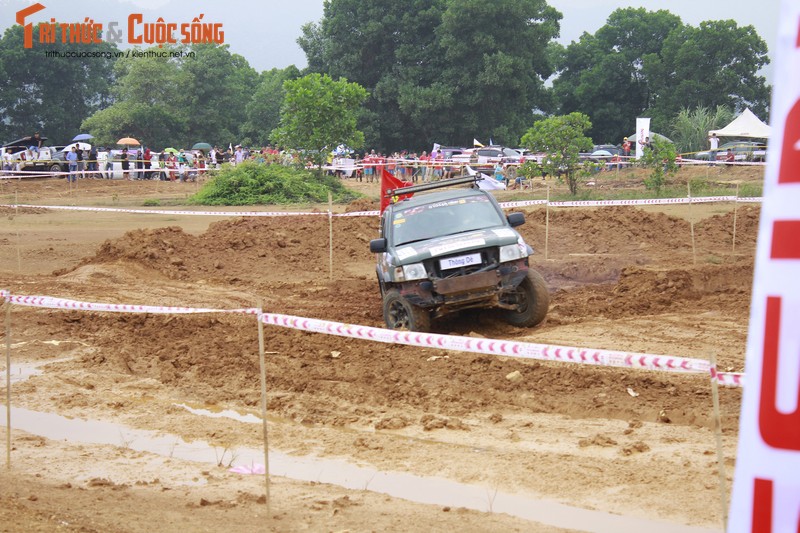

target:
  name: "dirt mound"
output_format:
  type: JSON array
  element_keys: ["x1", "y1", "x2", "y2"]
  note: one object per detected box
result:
[
  {"x1": 551, "y1": 261, "x2": 753, "y2": 321},
  {"x1": 517, "y1": 206, "x2": 694, "y2": 259},
  {"x1": 66, "y1": 216, "x2": 378, "y2": 286},
  {"x1": 515, "y1": 205, "x2": 759, "y2": 265},
  {"x1": 695, "y1": 205, "x2": 760, "y2": 251},
  {"x1": 344, "y1": 197, "x2": 379, "y2": 212},
  {"x1": 0, "y1": 205, "x2": 49, "y2": 215},
  {"x1": 49, "y1": 310, "x2": 738, "y2": 431}
]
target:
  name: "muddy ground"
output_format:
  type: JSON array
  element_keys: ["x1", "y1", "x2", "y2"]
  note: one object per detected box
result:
[{"x1": 0, "y1": 167, "x2": 761, "y2": 532}]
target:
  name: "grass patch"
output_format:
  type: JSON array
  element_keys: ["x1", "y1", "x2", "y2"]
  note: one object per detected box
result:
[
  {"x1": 190, "y1": 162, "x2": 361, "y2": 205},
  {"x1": 142, "y1": 199, "x2": 161, "y2": 207}
]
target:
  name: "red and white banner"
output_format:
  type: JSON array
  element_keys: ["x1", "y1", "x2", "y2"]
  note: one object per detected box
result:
[{"x1": 727, "y1": 4, "x2": 800, "y2": 531}]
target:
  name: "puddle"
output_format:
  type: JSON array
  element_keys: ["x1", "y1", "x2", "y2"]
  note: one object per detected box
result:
[
  {"x1": 175, "y1": 403, "x2": 262, "y2": 424},
  {"x1": 0, "y1": 358, "x2": 74, "y2": 384},
  {"x1": 0, "y1": 406, "x2": 719, "y2": 533}
]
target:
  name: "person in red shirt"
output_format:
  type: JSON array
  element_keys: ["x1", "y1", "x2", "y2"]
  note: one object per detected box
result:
[
  {"x1": 622, "y1": 136, "x2": 631, "y2": 162},
  {"x1": 418, "y1": 151, "x2": 430, "y2": 182}
]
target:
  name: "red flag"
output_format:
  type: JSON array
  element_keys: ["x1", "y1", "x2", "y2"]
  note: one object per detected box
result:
[{"x1": 380, "y1": 166, "x2": 413, "y2": 213}]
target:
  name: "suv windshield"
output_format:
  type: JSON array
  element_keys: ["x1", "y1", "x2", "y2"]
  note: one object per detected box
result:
[{"x1": 392, "y1": 195, "x2": 504, "y2": 246}]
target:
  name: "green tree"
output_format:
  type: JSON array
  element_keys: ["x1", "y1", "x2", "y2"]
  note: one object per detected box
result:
[
  {"x1": 241, "y1": 65, "x2": 301, "y2": 146},
  {"x1": 669, "y1": 105, "x2": 734, "y2": 155},
  {"x1": 298, "y1": 0, "x2": 561, "y2": 152},
  {"x1": 0, "y1": 24, "x2": 117, "y2": 144},
  {"x1": 644, "y1": 20, "x2": 770, "y2": 126},
  {"x1": 181, "y1": 44, "x2": 259, "y2": 146},
  {"x1": 640, "y1": 137, "x2": 678, "y2": 193},
  {"x1": 520, "y1": 112, "x2": 593, "y2": 195},
  {"x1": 552, "y1": 8, "x2": 683, "y2": 144},
  {"x1": 435, "y1": 0, "x2": 561, "y2": 146},
  {"x1": 81, "y1": 47, "x2": 186, "y2": 148},
  {"x1": 82, "y1": 43, "x2": 259, "y2": 149},
  {"x1": 271, "y1": 73, "x2": 368, "y2": 174}
]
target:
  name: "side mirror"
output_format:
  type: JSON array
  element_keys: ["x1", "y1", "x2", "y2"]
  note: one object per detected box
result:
[
  {"x1": 507, "y1": 212, "x2": 525, "y2": 227},
  {"x1": 370, "y1": 238, "x2": 387, "y2": 253}
]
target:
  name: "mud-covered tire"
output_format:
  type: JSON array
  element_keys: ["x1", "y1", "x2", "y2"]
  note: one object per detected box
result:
[
  {"x1": 383, "y1": 289, "x2": 431, "y2": 332},
  {"x1": 502, "y1": 270, "x2": 549, "y2": 327},
  {"x1": 49, "y1": 163, "x2": 63, "y2": 174}
]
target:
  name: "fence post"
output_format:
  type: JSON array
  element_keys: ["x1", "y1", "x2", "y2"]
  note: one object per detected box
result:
[
  {"x1": 15, "y1": 192, "x2": 21, "y2": 273},
  {"x1": 328, "y1": 192, "x2": 334, "y2": 282},
  {"x1": 545, "y1": 185, "x2": 550, "y2": 261},
  {"x1": 731, "y1": 183, "x2": 740, "y2": 257},
  {"x1": 709, "y1": 353, "x2": 729, "y2": 530},
  {"x1": 688, "y1": 180, "x2": 697, "y2": 265},
  {"x1": 5, "y1": 296, "x2": 11, "y2": 470},
  {"x1": 256, "y1": 302, "x2": 271, "y2": 513}
]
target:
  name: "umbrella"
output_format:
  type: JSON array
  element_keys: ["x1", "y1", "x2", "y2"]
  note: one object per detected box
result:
[
  {"x1": 62, "y1": 142, "x2": 91, "y2": 152},
  {"x1": 163, "y1": 147, "x2": 180, "y2": 155},
  {"x1": 192, "y1": 142, "x2": 212, "y2": 151},
  {"x1": 72, "y1": 133, "x2": 94, "y2": 141},
  {"x1": 117, "y1": 137, "x2": 140, "y2": 146}
]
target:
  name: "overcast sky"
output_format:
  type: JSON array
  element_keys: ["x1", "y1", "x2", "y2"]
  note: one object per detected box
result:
[{"x1": 0, "y1": 0, "x2": 780, "y2": 80}]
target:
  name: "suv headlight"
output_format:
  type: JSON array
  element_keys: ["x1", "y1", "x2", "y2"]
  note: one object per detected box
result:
[
  {"x1": 395, "y1": 262, "x2": 427, "y2": 281},
  {"x1": 499, "y1": 243, "x2": 529, "y2": 263}
]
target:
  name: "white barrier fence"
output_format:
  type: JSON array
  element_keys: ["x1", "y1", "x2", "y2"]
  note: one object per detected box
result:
[
  {"x1": 0, "y1": 194, "x2": 763, "y2": 219},
  {"x1": 0, "y1": 289, "x2": 744, "y2": 387}
]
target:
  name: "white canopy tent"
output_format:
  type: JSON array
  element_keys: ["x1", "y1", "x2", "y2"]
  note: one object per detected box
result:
[{"x1": 708, "y1": 108, "x2": 771, "y2": 139}]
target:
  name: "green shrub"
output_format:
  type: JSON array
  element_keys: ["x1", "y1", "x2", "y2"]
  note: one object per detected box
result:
[
  {"x1": 143, "y1": 199, "x2": 161, "y2": 206},
  {"x1": 190, "y1": 162, "x2": 361, "y2": 205}
]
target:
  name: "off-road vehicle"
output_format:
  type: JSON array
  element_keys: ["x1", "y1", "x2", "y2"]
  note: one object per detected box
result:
[{"x1": 370, "y1": 176, "x2": 549, "y2": 332}]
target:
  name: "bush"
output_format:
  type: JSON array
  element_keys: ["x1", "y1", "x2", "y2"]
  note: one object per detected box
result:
[{"x1": 190, "y1": 162, "x2": 361, "y2": 205}]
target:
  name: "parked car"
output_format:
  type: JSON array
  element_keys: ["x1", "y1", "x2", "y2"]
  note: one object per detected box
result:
[
  {"x1": 436, "y1": 146, "x2": 468, "y2": 160},
  {"x1": 696, "y1": 140, "x2": 767, "y2": 162},
  {"x1": 1, "y1": 136, "x2": 69, "y2": 174}
]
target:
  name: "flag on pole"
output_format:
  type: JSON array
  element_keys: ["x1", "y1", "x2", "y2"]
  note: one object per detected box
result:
[
  {"x1": 727, "y1": 2, "x2": 800, "y2": 531},
  {"x1": 473, "y1": 138, "x2": 484, "y2": 148},
  {"x1": 634, "y1": 118, "x2": 650, "y2": 160},
  {"x1": 380, "y1": 166, "x2": 413, "y2": 213}
]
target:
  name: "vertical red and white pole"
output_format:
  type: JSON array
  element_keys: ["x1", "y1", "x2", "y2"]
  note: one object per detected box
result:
[{"x1": 728, "y1": 4, "x2": 800, "y2": 532}]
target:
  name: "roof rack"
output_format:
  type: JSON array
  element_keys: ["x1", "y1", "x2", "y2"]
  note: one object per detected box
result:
[{"x1": 386, "y1": 175, "x2": 482, "y2": 197}]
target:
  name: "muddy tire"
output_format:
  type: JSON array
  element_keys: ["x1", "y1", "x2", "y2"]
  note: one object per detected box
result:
[
  {"x1": 49, "y1": 163, "x2": 63, "y2": 174},
  {"x1": 383, "y1": 289, "x2": 431, "y2": 332},
  {"x1": 502, "y1": 270, "x2": 549, "y2": 327}
]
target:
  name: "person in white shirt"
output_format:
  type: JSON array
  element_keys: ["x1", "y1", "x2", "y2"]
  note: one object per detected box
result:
[{"x1": 708, "y1": 133, "x2": 720, "y2": 166}]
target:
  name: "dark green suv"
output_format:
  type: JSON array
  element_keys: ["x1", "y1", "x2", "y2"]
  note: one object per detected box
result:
[{"x1": 370, "y1": 180, "x2": 549, "y2": 332}]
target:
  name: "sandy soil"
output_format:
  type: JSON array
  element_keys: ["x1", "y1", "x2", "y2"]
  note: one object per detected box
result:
[{"x1": 0, "y1": 167, "x2": 760, "y2": 532}]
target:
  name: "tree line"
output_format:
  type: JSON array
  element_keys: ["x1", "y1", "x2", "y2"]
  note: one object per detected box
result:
[{"x1": 0, "y1": 2, "x2": 770, "y2": 154}]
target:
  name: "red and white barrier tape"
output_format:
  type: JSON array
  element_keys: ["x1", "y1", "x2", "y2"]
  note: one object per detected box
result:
[
  {"x1": 0, "y1": 290, "x2": 745, "y2": 387},
  {"x1": 0, "y1": 204, "x2": 325, "y2": 217},
  {"x1": 711, "y1": 366, "x2": 745, "y2": 387},
  {"x1": 2, "y1": 292, "x2": 258, "y2": 315},
  {"x1": 0, "y1": 195, "x2": 763, "y2": 218}
]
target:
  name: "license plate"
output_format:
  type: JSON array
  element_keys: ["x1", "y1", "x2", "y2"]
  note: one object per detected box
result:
[{"x1": 440, "y1": 252, "x2": 481, "y2": 270}]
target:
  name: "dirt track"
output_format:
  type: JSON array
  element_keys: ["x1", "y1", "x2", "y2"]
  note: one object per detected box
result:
[{"x1": 0, "y1": 172, "x2": 758, "y2": 532}]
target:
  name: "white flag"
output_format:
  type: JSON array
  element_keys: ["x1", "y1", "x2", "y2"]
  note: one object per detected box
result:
[
  {"x1": 727, "y1": 2, "x2": 800, "y2": 531},
  {"x1": 635, "y1": 117, "x2": 650, "y2": 160},
  {"x1": 477, "y1": 172, "x2": 506, "y2": 190}
]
